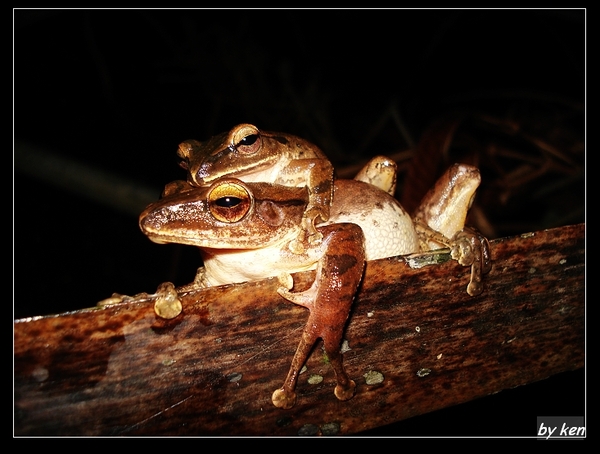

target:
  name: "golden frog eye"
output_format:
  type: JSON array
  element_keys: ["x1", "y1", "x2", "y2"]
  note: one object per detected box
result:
[
  {"x1": 231, "y1": 124, "x2": 261, "y2": 154},
  {"x1": 208, "y1": 181, "x2": 253, "y2": 223}
]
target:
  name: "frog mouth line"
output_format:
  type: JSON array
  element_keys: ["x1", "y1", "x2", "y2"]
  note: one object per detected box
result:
[
  {"x1": 196, "y1": 160, "x2": 277, "y2": 184},
  {"x1": 140, "y1": 221, "x2": 302, "y2": 250}
]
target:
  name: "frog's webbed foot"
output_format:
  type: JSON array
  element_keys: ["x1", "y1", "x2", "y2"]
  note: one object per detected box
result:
[
  {"x1": 449, "y1": 227, "x2": 492, "y2": 296},
  {"x1": 97, "y1": 282, "x2": 184, "y2": 319},
  {"x1": 415, "y1": 221, "x2": 491, "y2": 296}
]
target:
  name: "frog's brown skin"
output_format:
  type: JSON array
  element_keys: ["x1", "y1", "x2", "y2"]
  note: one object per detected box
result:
[
  {"x1": 272, "y1": 222, "x2": 365, "y2": 409},
  {"x1": 135, "y1": 163, "x2": 491, "y2": 408},
  {"x1": 101, "y1": 158, "x2": 491, "y2": 411},
  {"x1": 142, "y1": 178, "x2": 419, "y2": 289},
  {"x1": 412, "y1": 163, "x2": 492, "y2": 296},
  {"x1": 140, "y1": 177, "x2": 419, "y2": 408},
  {"x1": 177, "y1": 124, "x2": 334, "y2": 252}
]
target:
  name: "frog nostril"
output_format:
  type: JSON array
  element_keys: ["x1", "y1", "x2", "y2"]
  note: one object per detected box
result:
[{"x1": 196, "y1": 164, "x2": 211, "y2": 182}]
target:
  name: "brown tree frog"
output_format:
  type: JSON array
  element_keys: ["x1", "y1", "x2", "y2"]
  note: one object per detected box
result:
[
  {"x1": 137, "y1": 162, "x2": 491, "y2": 408},
  {"x1": 100, "y1": 119, "x2": 491, "y2": 408},
  {"x1": 139, "y1": 177, "x2": 420, "y2": 409},
  {"x1": 176, "y1": 124, "x2": 334, "y2": 253}
]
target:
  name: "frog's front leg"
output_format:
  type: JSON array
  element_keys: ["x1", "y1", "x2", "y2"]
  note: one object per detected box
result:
[
  {"x1": 272, "y1": 222, "x2": 365, "y2": 409},
  {"x1": 284, "y1": 159, "x2": 334, "y2": 253},
  {"x1": 413, "y1": 163, "x2": 491, "y2": 296},
  {"x1": 415, "y1": 221, "x2": 491, "y2": 296},
  {"x1": 98, "y1": 281, "x2": 183, "y2": 319},
  {"x1": 449, "y1": 226, "x2": 492, "y2": 295},
  {"x1": 175, "y1": 266, "x2": 211, "y2": 292}
]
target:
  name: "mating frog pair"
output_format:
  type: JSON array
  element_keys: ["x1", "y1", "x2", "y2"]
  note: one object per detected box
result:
[
  {"x1": 171, "y1": 123, "x2": 490, "y2": 296},
  {"x1": 105, "y1": 124, "x2": 491, "y2": 409}
]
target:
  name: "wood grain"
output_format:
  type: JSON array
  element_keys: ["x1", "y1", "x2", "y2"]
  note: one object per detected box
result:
[{"x1": 14, "y1": 223, "x2": 584, "y2": 436}]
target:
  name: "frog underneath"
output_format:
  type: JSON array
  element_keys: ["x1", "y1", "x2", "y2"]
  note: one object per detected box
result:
[
  {"x1": 138, "y1": 163, "x2": 490, "y2": 408},
  {"x1": 140, "y1": 177, "x2": 418, "y2": 409}
]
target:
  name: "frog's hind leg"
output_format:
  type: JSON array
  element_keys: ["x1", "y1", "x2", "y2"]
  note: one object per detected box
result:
[
  {"x1": 323, "y1": 328, "x2": 356, "y2": 402},
  {"x1": 273, "y1": 223, "x2": 365, "y2": 409},
  {"x1": 271, "y1": 327, "x2": 319, "y2": 409}
]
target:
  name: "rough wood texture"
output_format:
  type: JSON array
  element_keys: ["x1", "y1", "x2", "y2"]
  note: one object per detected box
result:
[{"x1": 14, "y1": 223, "x2": 584, "y2": 436}]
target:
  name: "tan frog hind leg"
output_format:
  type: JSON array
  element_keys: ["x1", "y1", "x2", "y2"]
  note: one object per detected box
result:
[
  {"x1": 413, "y1": 163, "x2": 491, "y2": 296},
  {"x1": 273, "y1": 222, "x2": 366, "y2": 409}
]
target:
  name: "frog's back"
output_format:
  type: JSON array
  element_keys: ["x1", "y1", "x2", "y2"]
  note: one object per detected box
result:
[{"x1": 329, "y1": 179, "x2": 419, "y2": 260}]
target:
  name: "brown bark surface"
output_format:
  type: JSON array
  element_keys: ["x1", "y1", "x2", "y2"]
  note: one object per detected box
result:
[{"x1": 14, "y1": 224, "x2": 585, "y2": 436}]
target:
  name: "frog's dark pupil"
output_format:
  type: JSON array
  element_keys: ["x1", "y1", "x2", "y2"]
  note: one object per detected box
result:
[
  {"x1": 216, "y1": 196, "x2": 242, "y2": 208},
  {"x1": 239, "y1": 134, "x2": 258, "y2": 146}
]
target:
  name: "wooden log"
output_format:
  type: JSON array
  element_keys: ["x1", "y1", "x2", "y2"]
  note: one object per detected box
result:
[{"x1": 14, "y1": 223, "x2": 584, "y2": 436}]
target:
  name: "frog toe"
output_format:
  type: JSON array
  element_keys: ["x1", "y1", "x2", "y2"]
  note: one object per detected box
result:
[
  {"x1": 272, "y1": 388, "x2": 297, "y2": 409},
  {"x1": 334, "y1": 379, "x2": 356, "y2": 401},
  {"x1": 153, "y1": 282, "x2": 183, "y2": 319},
  {"x1": 466, "y1": 278, "x2": 484, "y2": 296},
  {"x1": 277, "y1": 286, "x2": 316, "y2": 309}
]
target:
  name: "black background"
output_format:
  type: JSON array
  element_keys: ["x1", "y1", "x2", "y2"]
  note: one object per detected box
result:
[{"x1": 14, "y1": 8, "x2": 585, "y2": 436}]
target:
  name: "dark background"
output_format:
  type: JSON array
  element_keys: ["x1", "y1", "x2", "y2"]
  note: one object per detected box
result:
[{"x1": 14, "y1": 9, "x2": 585, "y2": 436}]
